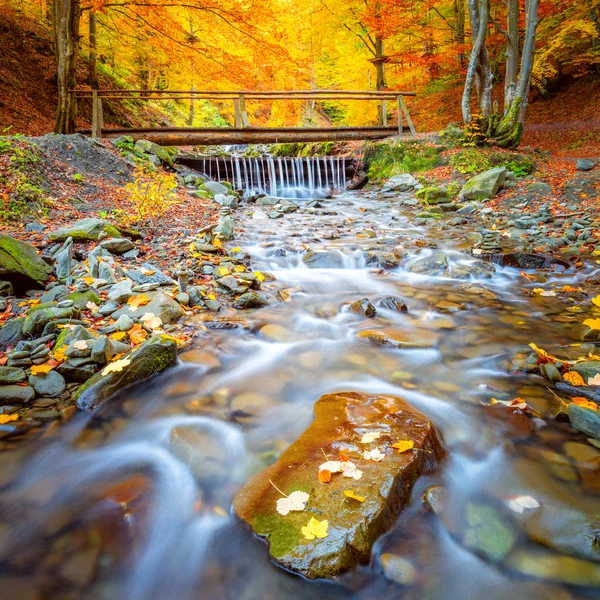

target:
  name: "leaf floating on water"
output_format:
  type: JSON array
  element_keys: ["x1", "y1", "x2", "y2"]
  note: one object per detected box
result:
[
  {"x1": 344, "y1": 490, "x2": 366, "y2": 503},
  {"x1": 128, "y1": 294, "x2": 151, "y2": 311},
  {"x1": 528, "y1": 343, "x2": 557, "y2": 363},
  {"x1": 571, "y1": 397, "x2": 599, "y2": 411},
  {"x1": 276, "y1": 490, "x2": 309, "y2": 516},
  {"x1": 340, "y1": 461, "x2": 363, "y2": 480},
  {"x1": 583, "y1": 318, "x2": 600, "y2": 331},
  {"x1": 318, "y1": 469, "x2": 332, "y2": 483},
  {"x1": 363, "y1": 448, "x2": 385, "y2": 462},
  {"x1": 391, "y1": 440, "x2": 414, "y2": 454},
  {"x1": 102, "y1": 358, "x2": 131, "y2": 376},
  {"x1": 319, "y1": 460, "x2": 342, "y2": 473},
  {"x1": 588, "y1": 374, "x2": 600, "y2": 386},
  {"x1": 563, "y1": 371, "x2": 586, "y2": 387},
  {"x1": 360, "y1": 431, "x2": 381, "y2": 444},
  {"x1": 506, "y1": 495, "x2": 541, "y2": 514},
  {"x1": 30, "y1": 364, "x2": 54, "y2": 375},
  {"x1": 301, "y1": 517, "x2": 328, "y2": 540},
  {"x1": 532, "y1": 288, "x2": 557, "y2": 297},
  {"x1": 0, "y1": 414, "x2": 19, "y2": 424}
]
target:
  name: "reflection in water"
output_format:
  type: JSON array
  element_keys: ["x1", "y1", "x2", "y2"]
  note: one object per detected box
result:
[{"x1": 1, "y1": 188, "x2": 599, "y2": 599}]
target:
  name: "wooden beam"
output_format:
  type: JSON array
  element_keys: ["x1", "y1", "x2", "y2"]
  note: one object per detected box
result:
[
  {"x1": 398, "y1": 96, "x2": 416, "y2": 136},
  {"x1": 91, "y1": 90, "x2": 99, "y2": 139}
]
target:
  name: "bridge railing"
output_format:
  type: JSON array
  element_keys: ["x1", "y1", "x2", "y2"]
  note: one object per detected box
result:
[{"x1": 70, "y1": 89, "x2": 417, "y2": 141}]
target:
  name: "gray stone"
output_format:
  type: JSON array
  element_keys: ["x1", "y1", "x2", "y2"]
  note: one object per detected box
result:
[
  {"x1": 29, "y1": 371, "x2": 66, "y2": 397},
  {"x1": 55, "y1": 238, "x2": 73, "y2": 284},
  {"x1": 0, "y1": 384, "x2": 35, "y2": 405},
  {"x1": 125, "y1": 263, "x2": 175, "y2": 286},
  {"x1": 303, "y1": 250, "x2": 345, "y2": 269},
  {"x1": 108, "y1": 281, "x2": 133, "y2": 303},
  {"x1": 383, "y1": 174, "x2": 420, "y2": 193},
  {"x1": 568, "y1": 403, "x2": 600, "y2": 440},
  {"x1": 461, "y1": 167, "x2": 507, "y2": 201},
  {"x1": 576, "y1": 159, "x2": 595, "y2": 172},
  {"x1": 91, "y1": 336, "x2": 114, "y2": 365},
  {"x1": 0, "y1": 367, "x2": 26, "y2": 385},
  {"x1": 217, "y1": 276, "x2": 249, "y2": 294},
  {"x1": 349, "y1": 298, "x2": 377, "y2": 317},
  {"x1": 49, "y1": 218, "x2": 113, "y2": 242},
  {"x1": 214, "y1": 215, "x2": 234, "y2": 241},
  {"x1": 407, "y1": 252, "x2": 449, "y2": 276},
  {"x1": 203, "y1": 181, "x2": 230, "y2": 196},
  {"x1": 134, "y1": 139, "x2": 173, "y2": 165},
  {"x1": 100, "y1": 238, "x2": 135, "y2": 254},
  {"x1": 175, "y1": 292, "x2": 190, "y2": 306},
  {"x1": 115, "y1": 314, "x2": 135, "y2": 331},
  {"x1": 75, "y1": 335, "x2": 178, "y2": 411},
  {"x1": 0, "y1": 281, "x2": 14, "y2": 297},
  {"x1": 0, "y1": 318, "x2": 25, "y2": 350},
  {"x1": 376, "y1": 296, "x2": 408, "y2": 313},
  {"x1": 23, "y1": 303, "x2": 81, "y2": 337},
  {"x1": 233, "y1": 292, "x2": 268, "y2": 309},
  {"x1": 112, "y1": 290, "x2": 184, "y2": 324},
  {"x1": 0, "y1": 234, "x2": 53, "y2": 291},
  {"x1": 98, "y1": 261, "x2": 116, "y2": 284}
]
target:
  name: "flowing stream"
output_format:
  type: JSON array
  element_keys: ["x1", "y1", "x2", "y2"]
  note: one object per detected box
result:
[{"x1": 1, "y1": 185, "x2": 599, "y2": 599}]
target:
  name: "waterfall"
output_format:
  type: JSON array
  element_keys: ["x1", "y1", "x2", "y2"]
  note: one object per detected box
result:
[{"x1": 192, "y1": 156, "x2": 350, "y2": 199}]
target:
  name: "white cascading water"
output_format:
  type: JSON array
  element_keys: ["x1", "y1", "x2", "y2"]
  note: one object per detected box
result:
[{"x1": 198, "y1": 156, "x2": 348, "y2": 198}]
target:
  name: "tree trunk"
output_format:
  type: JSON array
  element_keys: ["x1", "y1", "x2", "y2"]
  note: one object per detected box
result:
[
  {"x1": 462, "y1": 0, "x2": 491, "y2": 123},
  {"x1": 88, "y1": 10, "x2": 98, "y2": 89},
  {"x1": 453, "y1": 0, "x2": 466, "y2": 67},
  {"x1": 53, "y1": 0, "x2": 81, "y2": 134},
  {"x1": 493, "y1": 0, "x2": 539, "y2": 147},
  {"x1": 375, "y1": 36, "x2": 386, "y2": 90},
  {"x1": 504, "y1": 0, "x2": 519, "y2": 109},
  {"x1": 188, "y1": 84, "x2": 195, "y2": 126}
]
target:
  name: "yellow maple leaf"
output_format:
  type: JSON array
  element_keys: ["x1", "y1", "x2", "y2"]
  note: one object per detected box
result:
[
  {"x1": 215, "y1": 266, "x2": 229, "y2": 277},
  {"x1": 391, "y1": 440, "x2": 415, "y2": 453},
  {"x1": 528, "y1": 343, "x2": 557, "y2": 362},
  {"x1": 563, "y1": 371, "x2": 586, "y2": 387},
  {"x1": 230, "y1": 247, "x2": 242, "y2": 253},
  {"x1": 83, "y1": 276, "x2": 96, "y2": 285},
  {"x1": 254, "y1": 271, "x2": 265, "y2": 283},
  {"x1": 233, "y1": 265, "x2": 245, "y2": 273},
  {"x1": 301, "y1": 517, "x2": 328, "y2": 540},
  {"x1": 53, "y1": 345, "x2": 67, "y2": 362},
  {"x1": 110, "y1": 331, "x2": 128, "y2": 342},
  {"x1": 583, "y1": 318, "x2": 600, "y2": 330},
  {"x1": 30, "y1": 363, "x2": 54, "y2": 375},
  {"x1": 212, "y1": 237, "x2": 223, "y2": 249},
  {"x1": 207, "y1": 293, "x2": 217, "y2": 301},
  {"x1": 0, "y1": 414, "x2": 19, "y2": 424},
  {"x1": 593, "y1": 296, "x2": 600, "y2": 308},
  {"x1": 343, "y1": 490, "x2": 366, "y2": 503},
  {"x1": 102, "y1": 358, "x2": 131, "y2": 376},
  {"x1": 571, "y1": 397, "x2": 599, "y2": 411},
  {"x1": 128, "y1": 294, "x2": 151, "y2": 310},
  {"x1": 128, "y1": 323, "x2": 147, "y2": 345}
]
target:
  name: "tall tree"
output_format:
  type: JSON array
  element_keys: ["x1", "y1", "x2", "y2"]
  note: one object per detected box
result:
[{"x1": 53, "y1": 0, "x2": 81, "y2": 133}]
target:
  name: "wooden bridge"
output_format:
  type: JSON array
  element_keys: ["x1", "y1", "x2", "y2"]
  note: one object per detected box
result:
[{"x1": 72, "y1": 89, "x2": 417, "y2": 146}]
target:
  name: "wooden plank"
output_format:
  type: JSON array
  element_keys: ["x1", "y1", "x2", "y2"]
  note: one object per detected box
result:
[
  {"x1": 71, "y1": 89, "x2": 417, "y2": 97},
  {"x1": 398, "y1": 96, "x2": 416, "y2": 136},
  {"x1": 234, "y1": 98, "x2": 242, "y2": 128},
  {"x1": 239, "y1": 94, "x2": 250, "y2": 127},
  {"x1": 91, "y1": 90, "x2": 99, "y2": 139}
]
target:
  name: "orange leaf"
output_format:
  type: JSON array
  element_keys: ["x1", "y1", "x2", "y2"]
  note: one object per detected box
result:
[
  {"x1": 128, "y1": 323, "x2": 147, "y2": 345},
  {"x1": 30, "y1": 364, "x2": 54, "y2": 375},
  {"x1": 563, "y1": 371, "x2": 586, "y2": 387},
  {"x1": 571, "y1": 398, "x2": 598, "y2": 411},
  {"x1": 127, "y1": 294, "x2": 151, "y2": 310},
  {"x1": 318, "y1": 469, "x2": 332, "y2": 483}
]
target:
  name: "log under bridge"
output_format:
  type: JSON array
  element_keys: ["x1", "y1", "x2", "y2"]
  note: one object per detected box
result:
[{"x1": 72, "y1": 89, "x2": 417, "y2": 146}]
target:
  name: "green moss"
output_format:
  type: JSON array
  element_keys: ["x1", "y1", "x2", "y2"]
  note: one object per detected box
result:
[
  {"x1": 417, "y1": 212, "x2": 445, "y2": 220},
  {"x1": 66, "y1": 290, "x2": 101, "y2": 309},
  {"x1": 365, "y1": 140, "x2": 440, "y2": 181},
  {"x1": 415, "y1": 186, "x2": 449, "y2": 205},
  {"x1": 253, "y1": 514, "x2": 299, "y2": 558},
  {"x1": 103, "y1": 225, "x2": 121, "y2": 238}
]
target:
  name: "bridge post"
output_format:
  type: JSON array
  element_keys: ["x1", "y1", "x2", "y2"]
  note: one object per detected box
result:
[
  {"x1": 234, "y1": 98, "x2": 242, "y2": 128},
  {"x1": 379, "y1": 100, "x2": 388, "y2": 127},
  {"x1": 239, "y1": 94, "x2": 250, "y2": 127},
  {"x1": 91, "y1": 91, "x2": 104, "y2": 139},
  {"x1": 398, "y1": 96, "x2": 416, "y2": 136}
]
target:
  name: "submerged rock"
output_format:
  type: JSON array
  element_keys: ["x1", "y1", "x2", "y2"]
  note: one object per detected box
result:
[
  {"x1": 406, "y1": 252, "x2": 449, "y2": 276},
  {"x1": 75, "y1": 335, "x2": 178, "y2": 410},
  {"x1": 568, "y1": 403, "x2": 600, "y2": 440},
  {"x1": 488, "y1": 252, "x2": 570, "y2": 271},
  {"x1": 233, "y1": 391, "x2": 444, "y2": 579},
  {"x1": 303, "y1": 250, "x2": 345, "y2": 269},
  {"x1": 357, "y1": 327, "x2": 439, "y2": 348},
  {"x1": 348, "y1": 298, "x2": 376, "y2": 317}
]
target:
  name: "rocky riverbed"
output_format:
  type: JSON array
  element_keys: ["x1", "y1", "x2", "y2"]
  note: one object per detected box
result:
[{"x1": 0, "y1": 137, "x2": 599, "y2": 599}]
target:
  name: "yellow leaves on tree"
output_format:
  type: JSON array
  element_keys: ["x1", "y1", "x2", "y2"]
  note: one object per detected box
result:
[
  {"x1": 0, "y1": 414, "x2": 19, "y2": 425},
  {"x1": 563, "y1": 371, "x2": 586, "y2": 387},
  {"x1": 124, "y1": 169, "x2": 179, "y2": 226},
  {"x1": 301, "y1": 517, "x2": 328, "y2": 540},
  {"x1": 128, "y1": 294, "x2": 151, "y2": 311},
  {"x1": 30, "y1": 364, "x2": 54, "y2": 375}
]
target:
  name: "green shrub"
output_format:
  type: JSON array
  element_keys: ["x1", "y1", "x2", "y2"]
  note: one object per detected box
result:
[
  {"x1": 365, "y1": 140, "x2": 440, "y2": 181},
  {"x1": 450, "y1": 149, "x2": 491, "y2": 174}
]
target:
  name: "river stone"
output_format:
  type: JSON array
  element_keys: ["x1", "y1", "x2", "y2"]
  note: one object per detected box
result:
[
  {"x1": 134, "y1": 139, "x2": 173, "y2": 165},
  {"x1": 233, "y1": 292, "x2": 268, "y2": 309},
  {"x1": 203, "y1": 181, "x2": 230, "y2": 196},
  {"x1": 108, "y1": 281, "x2": 133, "y2": 303},
  {"x1": 488, "y1": 251, "x2": 570, "y2": 271},
  {"x1": 49, "y1": 218, "x2": 114, "y2": 242},
  {"x1": 376, "y1": 296, "x2": 408, "y2": 313},
  {"x1": 0, "y1": 367, "x2": 26, "y2": 385},
  {"x1": 357, "y1": 327, "x2": 439, "y2": 349},
  {"x1": 406, "y1": 252, "x2": 449, "y2": 276},
  {"x1": 111, "y1": 291, "x2": 184, "y2": 324},
  {"x1": 22, "y1": 303, "x2": 81, "y2": 337},
  {"x1": 214, "y1": 215, "x2": 234, "y2": 241},
  {"x1": 0, "y1": 234, "x2": 53, "y2": 292},
  {"x1": 259, "y1": 324, "x2": 296, "y2": 343},
  {"x1": 380, "y1": 553, "x2": 417, "y2": 585},
  {"x1": 0, "y1": 318, "x2": 25, "y2": 350},
  {"x1": 303, "y1": 250, "x2": 345, "y2": 269},
  {"x1": 568, "y1": 403, "x2": 600, "y2": 440},
  {"x1": 348, "y1": 298, "x2": 376, "y2": 317},
  {"x1": 29, "y1": 371, "x2": 66, "y2": 398},
  {"x1": 65, "y1": 289, "x2": 101, "y2": 310},
  {"x1": 75, "y1": 335, "x2": 178, "y2": 410},
  {"x1": 0, "y1": 384, "x2": 35, "y2": 405},
  {"x1": 232, "y1": 391, "x2": 444, "y2": 579},
  {"x1": 572, "y1": 360, "x2": 600, "y2": 382},
  {"x1": 451, "y1": 261, "x2": 495, "y2": 279},
  {"x1": 125, "y1": 263, "x2": 175, "y2": 286},
  {"x1": 100, "y1": 238, "x2": 135, "y2": 254},
  {"x1": 461, "y1": 167, "x2": 506, "y2": 201},
  {"x1": 383, "y1": 174, "x2": 419, "y2": 193},
  {"x1": 576, "y1": 159, "x2": 595, "y2": 172},
  {"x1": 217, "y1": 275, "x2": 249, "y2": 294}
]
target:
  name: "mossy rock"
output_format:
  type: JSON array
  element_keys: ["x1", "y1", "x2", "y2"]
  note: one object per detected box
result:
[
  {"x1": 415, "y1": 186, "x2": 449, "y2": 205},
  {"x1": 65, "y1": 290, "x2": 102, "y2": 310},
  {"x1": 75, "y1": 335, "x2": 178, "y2": 411},
  {"x1": 233, "y1": 391, "x2": 444, "y2": 579},
  {"x1": 0, "y1": 317, "x2": 25, "y2": 349},
  {"x1": 0, "y1": 234, "x2": 52, "y2": 292},
  {"x1": 49, "y1": 218, "x2": 111, "y2": 242},
  {"x1": 103, "y1": 225, "x2": 121, "y2": 238},
  {"x1": 23, "y1": 303, "x2": 81, "y2": 336}
]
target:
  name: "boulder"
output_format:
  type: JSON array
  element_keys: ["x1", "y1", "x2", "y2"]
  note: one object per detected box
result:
[
  {"x1": 233, "y1": 292, "x2": 268, "y2": 309},
  {"x1": 22, "y1": 303, "x2": 81, "y2": 337},
  {"x1": 232, "y1": 391, "x2": 444, "y2": 579},
  {"x1": 0, "y1": 318, "x2": 25, "y2": 350},
  {"x1": 75, "y1": 335, "x2": 178, "y2": 410},
  {"x1": 461, "y1": 167, "x2": 506, "y2": 201},
  {"x1": 49, "y1": 218, "x2": 118, "y2": 242},
  {"x1": 203, "y1": 181, "x2": 230, "y2": 196},
  {"x1": 111, "y1": 291, "x2": 184, "y2": 324},
  {"x1": 134, "y1": 139, "x2": 173, "y2": 165},
  {"x1": 0, "y1": 234, "x2": 52, "y2": 292},
  {"x1": 29, "y1": 370, "x2": 66, "y2": 397},
  {"x1": 406, "y1": 252, "x2": 449, "y2": 276},
  {"x1": 0, "y1": 384, "x2": 35, "y2": 405},
  {"x1": 303, "y1": 250, "x2": 345, "y2": 269},
  {"x1": 576, "y1": 159, "x2": 595, "y2": 172},
  {"x1": 99, "y1": 238, "x2": 135, "y2": 254},
  {"x1": 383, "y1": 174, "x2": 420, "y2": 193},
  {"x1": 568, "y1": 403, "x2": 600, "y2": 440}
]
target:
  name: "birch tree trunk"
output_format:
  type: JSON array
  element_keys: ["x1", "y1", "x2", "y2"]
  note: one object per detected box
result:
[
  {"x1": 88, "y1": 10, "x2": 98, "y2": 89},
  {"x1": 504, "y1": 0, "x2": 520, "y2": 109},
  {"x1": 53, "y1": 0, "x2": 81, "y2": 134}
]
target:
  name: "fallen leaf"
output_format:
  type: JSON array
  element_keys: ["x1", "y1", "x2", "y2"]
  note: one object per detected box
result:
[
  {"x1": 0, "y1": 414, "x2": 19, "y2": 424},
  {"x1": 128, "y1": 294, "x2": 151, "y2": 311},
  {"x1": 30, "y1": 364, "x2": 54, "y2": 375},
  {"x1": 102, "y1": 358, "x2": 131, "y2": 376},
  {"x1": 301, "y1": 517, "x2": 328, "y2": 540},
  {"x1": 583, "y1": 318, "x2": 600, "y2": 331},
  {"x1": 360, "y1": 431, "x2": 381, "y2": 444},
  {"x1": 128, "y1": 323, "x2": 147, "y2": 345},
  {"x1": 140, "y1": 267, "x2": 155, "y2": 276},
  {"x1": 532, "y1": 288, "x2": 557, "y2": 297},
  {"x1": 592, "y1": 296, "x2": 600, "y2": 308},
  {"x1": 73, "y1": 340, "x2": 89, "y2": 350},
  {"x1": 391, "y1": 440, "x2": 414, "y2": 453},
  {"x1": 344, "y1": 489, "x2": 366, "y2": 502},
  {"x1": 472, "y1": 248, "x2": 483, "y2": 255},
  {"x1": 340, "y1": 462, "x2": 363, "y2": 480},
  {"x1": 318, "y1": 469, "x2": 332, "y2": 483},
  {"x1": 563, "y1": 371, "x2": 586, "y2": 387},
  {"x1": 83, "y1": 276, "x2": 96, "y2": 285},
  {"x1": 110, "y1": 331, "x2": 128, "y2": 342},
  {"x1": 140, "y1": 312, "x2": 163, "y2": 330},
  {"x1": 528, "y1": 343, "x2": 557, "y2": 363},
  {"x1": 319, "y1": 460, "x2": 342, "y2": 473},
  {"x1": 212, "y1": 237, "x2": 223, "y2": 249},
  {"x1": 254, "y1": 271, "x2": 265, "y2": 282},
  {"x1": 506, "y1": 495, "x2": 541, "y2": 514},
  {"x1": 215, "y1": 266, "x2": 229, "y2": 277},
  {"x1": 588, "y1": 373, "x2": 600, "y2": 386},
  {"x1": 276, "y1": 490, "x2": 309, "y2": 516},
  {"x1": 86, "y1": 301, "x2": 99, "y2": 312},
  {"x1": 363, "y1": 448, "x2": 385, "y2": 461},
  {"x1": 571, "y1": 397, "x2": 598, "y2": 411},
  {"x1": 233, "y1": 265, "x2": 245, "y2": 273},
  {"x1": 53, "y1": 345, "x2": 67, "y2": 362}
]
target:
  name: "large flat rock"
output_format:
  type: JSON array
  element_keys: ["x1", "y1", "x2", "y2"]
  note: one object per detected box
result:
[
  {"x1": 0, "y1": 234, "x2": 52, "y2": 292},
  {"x1": 233, "y1": 391, "x2": 444, "y2": 579}
]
